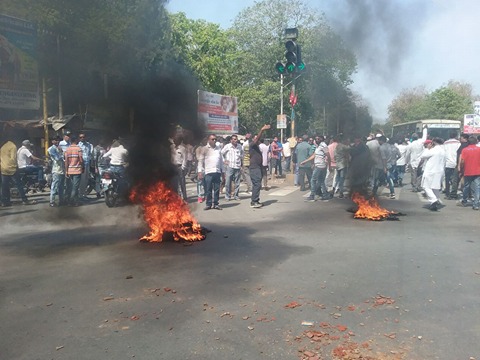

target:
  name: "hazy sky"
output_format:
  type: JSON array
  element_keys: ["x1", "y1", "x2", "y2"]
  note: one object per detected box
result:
[{"x1": 166, "y1": 0, "x2": 480, "y2": 123}]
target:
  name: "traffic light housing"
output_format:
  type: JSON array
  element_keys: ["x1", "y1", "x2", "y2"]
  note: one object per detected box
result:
[
  {"x1": 275, "y1": 61, "x2": 286, "y2": 74},
  {"x1": 296, "y1": 45, "x2": 305, "y2": 72},
  {"x1": 285, "y1": 40, "x2": 297, "y2": 73},
  {"x1": 274, "y1": 28, "x2": 305, "y2": 76}
]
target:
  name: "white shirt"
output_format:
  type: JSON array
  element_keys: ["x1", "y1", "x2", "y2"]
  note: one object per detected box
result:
[
  {"x1": 221, "y1": 143, "x2": 243, "y2": 169},
  {"x1": 443, "y1": 138, "x2": 460, "y2": 168},
  {"x1": 172, "y1": 143, "x2": 187, "y2": 169},
  {"x1": 197, "y1": 143, "x2": 223, "y2": 175},
  {"x1": 103, "y1": 145, "x2": 128, "y2": 166},
  {"x1": 421, "y1": 145, "x2": 446, "y2": 189},
  {"x1": 395, "y1": 143, "x2": 408, "y2": 166},
  {"x1": 259, "y1": 143, "x2": 269, "y2": 166},
  {"x1": 405, "y1": 127, "x2": 428, "y2": 168},
  {"x1": 283, "y1": 142, "x2": 291, "y2": 157},
  {"x1": 17, "y1": 146, "x2": 33, "y2": 168}
]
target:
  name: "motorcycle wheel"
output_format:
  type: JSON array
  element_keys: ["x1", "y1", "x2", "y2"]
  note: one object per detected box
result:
[{"x1": 105, "y1": 190, "x2": 117, "y2": 208}]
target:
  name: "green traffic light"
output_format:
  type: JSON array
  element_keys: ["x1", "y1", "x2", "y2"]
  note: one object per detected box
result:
[
  {"x1": 297, "y1": 62, "x2": 305, "y2": 72},
  {"x1": 286, "y1": 62, "x2": 295, "y2": 73},
  {"x1": 275, "y1": 62, "x2": 286, "y2": 74}
]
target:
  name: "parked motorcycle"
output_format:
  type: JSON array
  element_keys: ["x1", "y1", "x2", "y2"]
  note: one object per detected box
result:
[{"x1": 101, "y1": 169, "x2": 130, "y2": 207}]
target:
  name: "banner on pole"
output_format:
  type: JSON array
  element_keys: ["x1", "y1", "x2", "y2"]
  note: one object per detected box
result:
[
  {"x1": 277, "y1": 114, "x2": 287, "y2": 129},
  {"x1": 198, "y1": 90, "x2": 238, "y2": 134}
]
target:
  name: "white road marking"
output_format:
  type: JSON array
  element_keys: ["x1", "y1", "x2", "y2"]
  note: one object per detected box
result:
[{"x1": 268, "y1": 186, "x2": 298, "y2": 196}]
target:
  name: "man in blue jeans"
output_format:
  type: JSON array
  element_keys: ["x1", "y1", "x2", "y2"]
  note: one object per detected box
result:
[
  {"x1": 197, "y1": 134, "x2": 223, "y2": 210},
  {"x1": 459, "y1": 136, "x2": 480, "y2": 210},
  {"x1": 249, "y1": 124, "x2": 271, "y2": 208},
  {"x1": 301, "y1": 139, "x2": 331, "y2": 202}
]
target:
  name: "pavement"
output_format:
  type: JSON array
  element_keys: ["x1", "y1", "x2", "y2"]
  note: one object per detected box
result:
[{"x1": 1, "y1": 177, "x2": 479, "y2": 360}]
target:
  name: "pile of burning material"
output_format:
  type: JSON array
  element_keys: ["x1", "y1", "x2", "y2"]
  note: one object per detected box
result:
[
  {"x1": 350, "y1": 192, "x2": 405, "y2": 221},
  {"x1": 129, "y1": 181, "x2": 207, "y2": 242}
]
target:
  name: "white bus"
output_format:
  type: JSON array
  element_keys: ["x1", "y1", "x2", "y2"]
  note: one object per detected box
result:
[{"x1": 391, "y1": 119, "x2": 461, "y2": 141}]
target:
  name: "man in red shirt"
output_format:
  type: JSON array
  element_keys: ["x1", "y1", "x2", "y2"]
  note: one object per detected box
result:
[{"x1": 458, "y1": 136, "x2": 480, "y2": 210}]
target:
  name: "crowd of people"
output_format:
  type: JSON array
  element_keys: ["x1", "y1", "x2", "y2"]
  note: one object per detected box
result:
[
  {"x1": 3, "y1": 125, "x2": 480, "y2": 213},
  {"x1": 171, "y1": 125, "x2": 480, "y2": 213},
  {"x1": 0, "y1": 131, "x2": 128, "y2": 207}
]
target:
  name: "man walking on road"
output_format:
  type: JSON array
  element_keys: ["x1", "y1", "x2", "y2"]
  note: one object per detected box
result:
[
  {"x1": 249, "y1": 124, "x2": 271, "y2": 208},
  {"x1": 419, "y1": 138, "x2": 446, "y2": 211}
]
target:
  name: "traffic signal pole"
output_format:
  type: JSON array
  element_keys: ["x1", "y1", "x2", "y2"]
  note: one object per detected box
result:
[{"x1": 280, "y1": 74, "x2": 284, "y2": 143}]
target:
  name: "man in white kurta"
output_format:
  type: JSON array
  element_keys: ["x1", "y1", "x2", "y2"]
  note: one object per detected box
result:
[{"x1": 420, "y1": 138, "x2": 446, "y2": 211}]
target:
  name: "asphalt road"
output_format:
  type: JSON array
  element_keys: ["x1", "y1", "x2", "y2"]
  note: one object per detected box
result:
[{"x1": 0, "y1": 179, "x2": 479, "y2": 360}]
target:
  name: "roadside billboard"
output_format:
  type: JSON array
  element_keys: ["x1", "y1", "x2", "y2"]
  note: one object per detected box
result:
[
  {"x1": 463, "y1": 100, "x2": 480, "y2": 134},
  {"x1": 198, "y1": 90, "x2": 238, "y2": 135},
  {"x1": 0, "y1": 14, "x2": 39, "y2": 110}
]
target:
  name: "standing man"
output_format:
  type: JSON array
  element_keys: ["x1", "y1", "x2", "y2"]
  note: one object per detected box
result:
[
  {"x1": 282, "y1": 137, "x2": 292, "y2": 173},
  {"x1": 270, "y1": 136, "x2": 282, "y2": 178},
  {"x1": 367, "y1": 134, "x2": 384, "y2": 196},
  {"x1": 458, "y1": 136, "x2": 480, "y2": 210},
  {"x1": 1, "y1": 136, "x2": 36, "y2": 206},
  {"x1": 419, "y1": 138, "x2": 446, "y2": 211},
  {"x1": 443, "y1": 131, "x2": 461, "y2": 200},
  {"x1": 59, "y1": 130, "x2": 71, "y2": 152},
  {"x1": 295, "y1": 134, "x2": 314, "y2": 191},
  {"x1": 195, "y1": 138, "x2": 207, "y2": 203},
  {"x1": 93, "y1": 139, "x2": 109, "y2": 199},
  {"x1": 249, "y1": 124, "x2": 271, "y2": 208},
  {"x1": 333, "y1": 135, "x2": 350, "y2": 199},
  {"x1": 221, "y1": 134, "x2": 244, "y2": 201},
  {"x1": 327, "y1": 135, "x2": 338, "y2": 193},
  {"x1": 301, "y1": 137, "x2": 331, "y2": 202},
  {"x1": 171, "y1": 135, "x2": 187, "y2": 200},
  {"x1": 64, "y1": 135, "x2": 84, "y2": 207},
  {"x1": 241, "y1": 133, "x2": 253, "y2": 194},
  {"x1": 197, "y1": 134, "x2": 223, "y2": 210},
  {"x1": 78, "y1": 132, "x2": 93, "y2": 198},
  {"x1": 395, "y1": 137, "x2": 409, "y2": 187},
  {"x1": 259, "y1": 138, "x2": 269, "y2": 190},
  {"x1": 47, "y1": 136, "x2": 65, "y2": 207}
]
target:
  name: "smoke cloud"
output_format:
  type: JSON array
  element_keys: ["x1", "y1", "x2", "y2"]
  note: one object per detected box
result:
[
  {"x1": 126, "y1": 70, "x2": 204, "y2": 191},
  {"x1": 326, "y1": 0, "x2": 430, "y2": 83}
]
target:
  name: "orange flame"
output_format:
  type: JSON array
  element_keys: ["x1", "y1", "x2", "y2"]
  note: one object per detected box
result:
[
  {"x1": 129, "y1": 181, "x2": 204, "y2": 242},
  {"x1": 351, "y1": 192, "x2": 394, "y2": 221}
]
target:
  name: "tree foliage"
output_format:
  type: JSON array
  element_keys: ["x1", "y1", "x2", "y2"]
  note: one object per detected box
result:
[
  {"x1": 227, "y1": 0, "x2": 363, "y2": 136},
  {"x1": 387, "y1": 81, "x2": 474, "y2": 125}
]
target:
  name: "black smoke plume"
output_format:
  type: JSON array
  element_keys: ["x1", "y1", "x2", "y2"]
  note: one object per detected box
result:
[
  {"x1": 126, "y1": 72, "x2": 204, "y2": 192},
  {"x1": 327, "y1": 0, "x2": 429, "y2": 82}
]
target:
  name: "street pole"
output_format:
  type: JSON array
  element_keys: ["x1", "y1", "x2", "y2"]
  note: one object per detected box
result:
[
  {"x1": 42, "y1": 78, "x2": 49, "y2": 156},
  {"x1": 290, "y1": 83, "x2": 295, "y2": 139},
  {"x1": 280, "y1": 74, "x2": 284, "y2": 143},
  {"x1": 57, "y1": 34, "x2": 63, "y2": 119}
]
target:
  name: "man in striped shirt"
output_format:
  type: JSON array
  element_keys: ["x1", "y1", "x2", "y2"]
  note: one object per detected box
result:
[
  {"x1": 64, "y1": 135, "x2": 84, "y2": 206},
  {"x1": 221, "y1": 134, "x2": 244, "y2": 201}
]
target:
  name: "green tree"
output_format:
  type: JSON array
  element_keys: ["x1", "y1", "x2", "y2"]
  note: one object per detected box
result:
[
  {"x1": 426, "y1": 86, "x2": 472, "y2": 120},
  {"x1": 168, "y1": 12, "x2": 235, "y2": 94},
  {"x1": 227, "y1": 0, "x2": 361, "y2": 136},
  {"x1": 387, "y1": 86, "x2": 430, "y2": 124}
]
